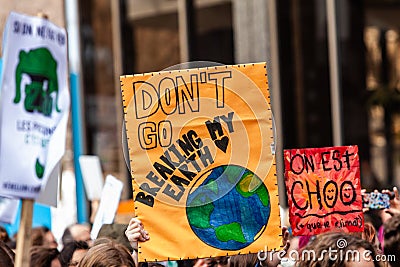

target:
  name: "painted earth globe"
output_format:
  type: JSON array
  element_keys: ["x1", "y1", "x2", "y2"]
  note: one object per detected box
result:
[{"x1": 186, "y1": 165, "x2": 271, "y2": 250}]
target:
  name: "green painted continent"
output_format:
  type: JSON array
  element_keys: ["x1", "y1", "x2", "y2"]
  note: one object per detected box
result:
[
  {"x1": 215, "y1": 222, "x2": 246, "y2": 243},
  {"x1": 255, "y1": 185, "x2": 269, "y2": 207},
  {"x1": 187, "y1": 195, "x2": 214, "y2": 229},
  {"x1": 235, "y1": 172, "x2": 270, "y2": 207}
]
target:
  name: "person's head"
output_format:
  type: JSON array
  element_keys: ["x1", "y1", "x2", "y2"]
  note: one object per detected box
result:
[
  {"x1": 0, "y1": 240, "x2": 14, "y2": 267},
  {"x1": 209, "y1": 256, "x2": 229, "y2": 267},
  {"x1": 31, "y1": 226, "x2": 58, "y2": 248},
  {"x1": 92, "y1": 237, "x2": 113, "y2": 247},
  {"x1": 0, "y1": 226, "x2": 10, "y2": 243},
  {"x1": 383, "y1": 214, "x2": 400, "y2": 266},
  {"x1": 228, "y1": 254, "x2": 258, "y2": 267},
  {"x1": 78, "y1": 240, "x2": 135, "y2": 267},
  {"x1": 30, "y1": 246, "x2": 61, "y2": 267},
  {"x1": 97, "y1": 224, "x2": 133, "y2": 251},
  {"x1": 361, "y1": 222, "x2": 381, "y2": 253},
  {"x1": 59, "y1": 240, "x2": 89, "y2": 267},
  {"x1": 297, "y1": 232, "x2": 380, "y2": 267},
  {"x1": 62, "y1": 224, "x2": 92, "y2": 246}
]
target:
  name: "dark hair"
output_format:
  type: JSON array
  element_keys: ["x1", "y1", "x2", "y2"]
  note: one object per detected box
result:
[
  {"x1": 208, "y1": 256, "x2": 229, "y2": 267},
  {"x1": 0, "y1": 240, "x2": 14, "y2": 267},
  {"x1": 30, "y1": 246, "x2": 60, "y2": 267},
  {"x1": 61, "y1": 227, "x2": 73, "y2": 245},
  {"x1": 31, "y1": 226, "x2": 51, "y2": 246},
  {"x1": 228, "y1": 254, "x2": 258, "y2": 267},
  {"x1": 0, "y1": 226, "x2": 10, "y2": 243},
  {"x1": 383, "y1": 214, "x2": 400, "y2": 264},
  {"x1": 59, "y1": 240, "x2": 89, "y2": 267}
]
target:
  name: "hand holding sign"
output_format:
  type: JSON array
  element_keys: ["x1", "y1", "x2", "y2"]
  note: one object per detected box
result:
[
  {"x1": 383, "y1": 187, "x2": 400, "y2": 218},
  {"x1": 121, "y1": 63, "x2": 281, "y2": 261}
]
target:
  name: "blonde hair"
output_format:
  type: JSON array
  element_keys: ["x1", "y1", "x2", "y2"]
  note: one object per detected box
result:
[{"x1": 78, "y1": 240, "x2": 135, "y2": 267}]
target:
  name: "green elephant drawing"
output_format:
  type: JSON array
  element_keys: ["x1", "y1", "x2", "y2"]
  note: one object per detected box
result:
[{"x1": 14, "y1": 47, "x2": 60, "y2": 117}]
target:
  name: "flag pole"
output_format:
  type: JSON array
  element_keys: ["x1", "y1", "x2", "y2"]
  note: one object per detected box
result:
[
  {"x1": 15, "y1": 199, "x2": 34, "y2": 267},
  {"x1": 15, "y1": 13, "x2": 50, "y2": 267}
]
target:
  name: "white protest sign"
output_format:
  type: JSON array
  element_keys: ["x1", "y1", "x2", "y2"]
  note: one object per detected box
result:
[
  {"x1": 79, "y1": 155, "x2": 104, "y2": 200},
  {"x1": 90, "y1": 175, "x2": 123, "y2": 239},
  {"x1": 0, "y1": 12, "x2": 69, "y2": 199},
  {"x1": 0, "y1": 197, "x2": 19, "y2": 224},
  {"x1": 36, "y1": 161, "x2": 60, "y2": 207}
]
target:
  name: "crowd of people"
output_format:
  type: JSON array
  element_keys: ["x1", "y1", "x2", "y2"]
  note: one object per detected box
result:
[
  {"x1": 0, "y1": 187, "x2": 399, "y2": 266},
  {"x1": 123, "y1": 187, "x2": 400, "y2": 267}
]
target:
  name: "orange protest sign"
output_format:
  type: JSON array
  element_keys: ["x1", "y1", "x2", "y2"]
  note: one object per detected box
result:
[
  {"x1": 121, "y1": 63, "x2": 281, "y2": 261},
  {"x1": 284, "y1": 146, "x2": 364, "y2": 236}
]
